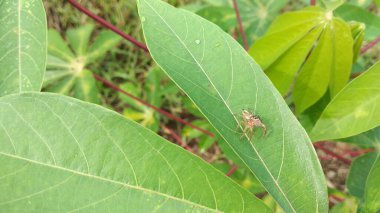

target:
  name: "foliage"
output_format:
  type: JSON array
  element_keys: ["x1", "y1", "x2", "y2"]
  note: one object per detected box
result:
[
  {"x1": 45, "y1": 25, "x2": 121, "y2": 103},
  {"x1": 249, "y1": 6, "x2": 362, "y2": 114},
  {"x1": 1, "y1": 0, "x2": 380, "y2": 212},
  {"x1": 0, "y1": 0, "x2": 47, "y2": 96}
]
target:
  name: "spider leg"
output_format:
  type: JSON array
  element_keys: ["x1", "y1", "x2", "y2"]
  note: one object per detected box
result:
[
  {"x1": 240, "y1": 126, "x2": 248, "y2": 140},
  {"x1": 249, "y1": 127, "x2": 254, "y2": 141},
  {"x1": 260, "y1": 124, "x2": 267, "y2": 137}
]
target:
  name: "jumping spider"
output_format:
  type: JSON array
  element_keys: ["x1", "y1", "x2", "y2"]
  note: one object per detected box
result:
[{"x1": 238, "y1": 109, "x2": 267, "y2": 140}]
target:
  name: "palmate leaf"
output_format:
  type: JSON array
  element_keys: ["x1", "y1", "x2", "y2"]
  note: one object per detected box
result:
[
  {"x1": 311, "y1": 61, "x2": 380, "y2": 141},
  {"x1": 45, "y1": 27, "x2": 120, "y2": 104},
  {"x1": 0, "y1": 93, "x2": 270, "y2": 212},
  {"x1": 249, "y1": 7, "x2": 354, "y2": 114},
  {"x1": 0, "y1": 0, "x2": 47, "y2": 97},
  {"x1": 138, "y1": 0, "x2": 328, "y2": 212}
]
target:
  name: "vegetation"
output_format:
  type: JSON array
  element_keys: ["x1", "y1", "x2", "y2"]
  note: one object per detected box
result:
[{"x1": 0, "y1": 0, "x2": 380, "y2": 212}]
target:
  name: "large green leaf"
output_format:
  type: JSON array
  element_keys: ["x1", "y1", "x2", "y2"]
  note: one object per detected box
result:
[
  {"x1": 0, "y1": 93, "x2": 270, "y2": 212},
  {"x1": 363, "y1": 154, "x2": 380, "y2": 212},
  {"x1": 311, "y1": 61, "x2": 380, "y2": 141},
  {"x1": 0, "y1": 0, "x2": 47, "y2": 96},
  {"x1": 138, "y1": 0, "x2": 328, "y2": 212},
  {"x1": 249, "y1": 7, "x2": 353, "y2": 114}
]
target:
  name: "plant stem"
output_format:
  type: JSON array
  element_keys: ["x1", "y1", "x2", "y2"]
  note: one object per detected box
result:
[
  {"x1": 93, "y1": 73, "x2": 215, "y2": 137},
  {"x1": 67, "y1": 0, "x2": 149, "y2": 52},
  {"x1": 226, "y1": 164, "x2": 238, "y2": 176},
  {"x1": 314, "y1": 142, "x2": 352, "y2": 164},
  {"x1": 232, "y1": 0, "x2": 249, "y2": 50},
  {"x1": 360, "y1": 35, "x2": 380, "y2": 54},
  {"x1": 161, "y1": 124, "x2": 195, "y2": 153}
]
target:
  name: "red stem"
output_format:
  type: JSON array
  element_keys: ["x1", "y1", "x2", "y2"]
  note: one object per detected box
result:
[
  {"x1": 232, "y1": 0, "x2": 249, "y2": 50},
  {"x1": 314, "y1": 143, "x2": 352, "y2": 164},
  {"x1": 226, "y1": 165, "x2": 238, "y2": 176},
  {"x1": 66, "y1": 0, "x2": 149, "y2": 52},
  {"x1": 310, "y1": 0, "x2": 316, "y2": 6},
  {"x1": 360, "y1": 35, "x2": 380, "y2": 54},
  {"x1": 93, "y1": 73, "x2": 215, "y2": 137},
  {"x1": 161, "y1": 124, "x2": 195, "y2": 153}
]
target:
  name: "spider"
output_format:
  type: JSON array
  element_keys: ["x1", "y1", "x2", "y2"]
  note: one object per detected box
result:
[{"x1": 237, "y1": 109, "x2": 267, "y2": 140}]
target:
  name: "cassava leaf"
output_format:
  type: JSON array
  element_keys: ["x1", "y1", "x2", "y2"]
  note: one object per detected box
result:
[
  {"x1": 249, "y1": 8, "x2": 353, "y2": 113},
  {"x1": 335, "y1": 4, "x2": 380, "y2": 41},
  {"x1": 0, "y1": 92, "x2": 270, "y2": 212},
  {"x1": 66, "y1": 24, "x2": 94, "y2": 56},
  {"x1": 347, "y1": 152, "x2": 378, "y2": 198},
  {"x1": 47, "y1": 29, "x2": 75, "y2": 62},
  {"x1": 0, "y1": 0, "x2": 47, "y2": 96},
  {"x1": 363, "y1": 154, "x2": 380, "y2": 212},
  {"x1": 311, "y1": 61, "x2": 380, "y2": 141},
  {"x1": 138, "y1": 0, "x2": 328, "y2": 212}
]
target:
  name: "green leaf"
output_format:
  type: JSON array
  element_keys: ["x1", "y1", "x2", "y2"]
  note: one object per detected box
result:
[
  {"x1": 364, "y1": 154, "x2": 380, "y2": 212},
  {"x1": 73, "y1": 70, "x2": 100, "y2": 104},
  {"x1": 329, "y1": 198, "x2": 357, "y2": 213},
  {"x1": 265, "y1": 26, "x2": 323, "y2": 95},
  {"x1": 138, "y1": 0, "x2": 328, "y2": 211},
  {"x1": 86, "y1": 30, "x2": 121, "y2": 63},
  {"x1": 342, "y1": 126, "x2": 380, "y2": 148},
  {"x1": 196, "y1": 6, "x2": 236, "y2": 32},
  {"x1": 0, "y1": 0, "x2": 47, "y2": 96},
  {"x1": 320, "y1": 0, "x2": 345, "y2": 10},
  {"x1": 349, "y1": 21, "x2": 365, "y2": 62},
  {"x1": 311, "y1": 61, "x2": 380, "y2": 141},
  {"x1": 293, "y1": 26, "x2": 332, "y2": 114},
  {"x1": 47, "y1": 29, "x2": 75, "y2": 62},
  {"x1": 249, "y1": 11, "x2": 322, "y2": 70},
  {"x1": 335, "y1": 4, "x2": 380, "y2": 41},
  {"x1": 66, "y1": 24, "x2": 94, "y2": 56},
  {"x1": 249, "y1": 8, "x2": 353, "y2": 113},
  {"x1": 44, "y1": 70, "x2": 72, "y2": 86},
  {"x1": 0, "y1": 92, "x2": 270, "y2": 212},
  {"x1": 347, "y1": 152, "x2": 378, "y2": 198}
]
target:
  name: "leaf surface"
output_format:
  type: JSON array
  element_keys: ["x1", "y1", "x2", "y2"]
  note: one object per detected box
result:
[
  {"x1": 249, "y1": 8, "x2": 353, "y2": 113},
  {"x1": 138, "y1": 0, "x2": 328, "y2": 212},
  {"x1": 346, "y1": 152, "x2": 378, "y2": 198},
  {"x1": 0, "y1": 93, "x2": 270, "y2": 212},
  {"x1": 364, "y1": 154, "x2": 380, "y2": 212},
  {"x1": 311, "y1": 61, "x2": 380, "y2": 141},
  {"x1": 0, "y1": 0, "x2": 47, "y2": 96}
]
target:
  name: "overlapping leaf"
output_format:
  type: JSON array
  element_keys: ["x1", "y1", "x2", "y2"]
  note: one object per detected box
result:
[
  {"x1": 0, "y1": 0, "x2": 46, "y2": 96},
  {"x1": 0, "y1": 93, "x2": 270, "y2": 212},
  {"x1": 249, "y1": 7, "x2": 356, "y2": 114},
  {"x1": 311, "y1": 61, "x2": 380, "y2": 141},
  {"x1": 138, "y1": 0, "x2": 328, "y2": 211}
]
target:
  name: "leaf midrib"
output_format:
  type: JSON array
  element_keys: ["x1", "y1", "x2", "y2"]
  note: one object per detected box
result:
[
  {"x1": 142, "y1": 1, "x2": 297, "y2": 212},
  {"x1": 0, "y1": 151, "x2": 220, "y2": 212}
]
